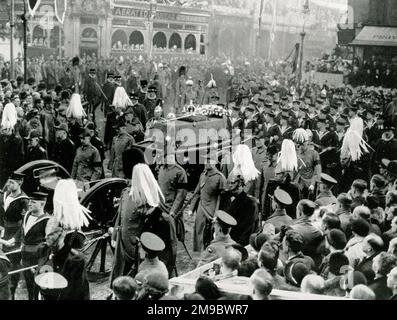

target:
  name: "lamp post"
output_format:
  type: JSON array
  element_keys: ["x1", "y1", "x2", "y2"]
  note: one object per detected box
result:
[
  {"x1": 10, "y1": 0, "x2": 15, "y2": 79},
  {"x1": 298, "y1": 0, "x2": 310, "y2": 87},
  {"x1": 21, "y1": 1, "x2": 28, "y2": 82},
  {"x1": 147, "y1": 0, "x2": 157, "y2": 60}
]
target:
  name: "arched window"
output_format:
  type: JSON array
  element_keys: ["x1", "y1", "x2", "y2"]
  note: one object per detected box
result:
[
  {"x1": 112, "y1": 30, "x2": 128, "y2": 49},
  {"x1": 153, "y1": 31, "x2": 167, "y2": 49},
  {"x1": 129, "y1": 30, "x2": 144, "y2": 46},
  {"x1": 184, "y1": 34, "x2": 196, "y2": 51},
  {"x1": 81, "y1": 27, "x2": 98, "y2": 40},
  {"x1": 32, "y1": 25, "x2": 45, "y2": 46},
  {"x1": 169, "y1": 33, "x2": 182, "y2": 50},
  {"x1": 50, "y1": 26, "x2": 65, "y2": 49}
]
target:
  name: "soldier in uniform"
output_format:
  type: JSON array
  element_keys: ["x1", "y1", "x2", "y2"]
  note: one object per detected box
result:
[
  {"x1": 102, "y1": 72, "x2": 116, "y2": 117},
  {"x1": 25, "y1": 130, "x2": 48, "y2": 164},
  {"x1": 315, "y1": 173, "x2": 338, "y2": 208},
  {"x1": 135, "y1": 232, "x2": 168, "y2": 281},
  {"x1": 264, "y1": 110, "x2": 282, "y2": 148},
  {"x1": 108, "y1": 117, "x2": 135, "y2": 178},
  {"x1": 263, "y1": 188, "x2": 293, "y2": 233},
  {"x1": 157, "y1": 148, "x2": 188, "y2": 218},
  {"x1": 83, "y1": 68, "x2": 107, "y2": 126},
  {"x1": 127, "y1": 93, "x2": 148, "y2": 131},
  {"x1": 188, "y1": 152, "x2": 227, "y2": 252},
  {"x1": 279, "y1": 111, "x2": 294, "y2": 140},
  {"x1": 52, "y1": 123, "x2": 75, "y2": 174},
  {"x1": 197, "y1": 210, "x2": 237, "y2": 267},
  {"x1": 146, "y1": 106, "x2": 166, "y2": 132},
  {"x1": 0, "y1": 172, "x2": 29, "y2": 299},
  {"x1": 35, "y1": 180, "x2": 90, "y2": 300},
  {"x1": 71, "y1": 129, "x2": 102, "y2": 183},
  {"x1": 19, "y1": 192, "x2": 50, "y2": 300},
  {"x1": 144, "y1": 86, "x2": 163, "y2": 120}
]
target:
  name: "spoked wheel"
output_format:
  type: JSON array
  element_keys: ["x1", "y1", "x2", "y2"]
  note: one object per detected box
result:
[{"x1": 80, "y1": 178, "x2": 128, "y2": 281}]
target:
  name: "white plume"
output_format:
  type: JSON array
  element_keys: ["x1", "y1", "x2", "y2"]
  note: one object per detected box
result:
[
  {"x1": 129, "y1": 164, "x2": 164, "y2": 208},
  {"x1": 53, "y1": 179, "x2": 92, "y2": 230},
  {"x1": 293, "y1": 128, "x2": 309, "y2": 143},
  {"x1": 113, "y1": 86, "x2": 132, "y2": 109},
  {"x1": 231, "y1": 144, "x2": 260, "y2": 184},
  {"x1": 278, "y1": 139, "x2": 298, "y2": 172},
  {"x1": 66, "y1": 94, "x2": 87, "y2": 119},
  {"x1": 341, "y1": 125, "x2": 369, "y2": 162},
  {"x1": 1, "y1": 103, "x2": 17, "y2": 130}
]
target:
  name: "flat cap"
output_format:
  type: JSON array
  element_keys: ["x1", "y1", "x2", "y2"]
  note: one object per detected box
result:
[
  {"x1": 140, "y1": 232, "x2": 165, "y2": 252},
  {"x1": 273, "y1": 188, "x2": 293, "y2": 206},
  {"x1": 35, "y1": 272, "x2": 68, "y2": 290},
  {"x1": 215, "y1": 210, "x2": 237, "y2": 227},
  {"x1": 30, "y1": 192, "x2": 48, "y2": 202},
  {"x1": 321, "y1": 173, "x2": 337, "y2": 185}
]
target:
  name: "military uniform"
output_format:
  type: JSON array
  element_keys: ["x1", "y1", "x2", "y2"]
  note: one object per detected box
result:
[
  {"x1": 71, "y1": 143, "x2": 102, "y2": 182},
  {"x1": 189, "y1": 166, "x2": 227, "y2": 252},
  {"x1": 197, "y1": 211, "x2": 237, "y2": 267},
  {"x1": 21, "y1": 205, "x2": 50, "y2": 300},
  {"x1": 157, "y1": 164, "x2": 188, "y2": 214},
  {"x1": 135, "y1": 232, "x2": 169, "y2": 281},
  {"x1": 315, "y1": 173, "x2": 338, "y2": 208},
  {"x1": 0, "y1": 180, "x2": 29, "y2": 299},
  {"x1": 108, "y1": 132, "x2": 135, "y2": 178},
  {"x1": 110, "y1": 187, "x2": 148, "y2": 284}
]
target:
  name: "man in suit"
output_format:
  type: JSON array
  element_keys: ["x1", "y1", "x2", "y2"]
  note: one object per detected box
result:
[
  {"x1": 0, "y1": 172, "x2": 29, "y2": 299},
  {"x1": 387, "y1": 266, "x2": 397, "y2": 300},
  {"x1": 315, "y1": 173, "x2": 338, "y2": 208},
  {"x1": 127, "y1": 93, "x2": 148, "y2": 131},
  {"x1": 369, "y1": 252, "x2": 397, "y2": 300},
  {"x1": 356, "y1": 234, "x2": 384, "y2": 283}
]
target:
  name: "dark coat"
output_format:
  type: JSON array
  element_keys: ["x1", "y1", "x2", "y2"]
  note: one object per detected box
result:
[
  {"x1": 25, "y1": 144, "x2": 48, "y2": 164},
  {"x1": 126, "y1": 103, "x2": 148, "y2": 130},
  {"x1": 291, "y1": 216, "x2": 323, "y2": 259},
  {"x1": 0, "y1": 133, "x2": 25, "y2": 187},
  {"x1": 222, "y1": 191, "x2": 258, "y2": 246},
  {"x1": 355, "y1": 253, "x2": 380, "y2": 283},
  {"x1": 21, "y1": 212, "x2": 50, "y2": 266},
  {"x1": 369, "y1": 276, "x2": 393, "y2": 300},
  {"x1": 51, "y1": 138, "x2": 75, "y2": 174},
  {"x1": 142, "y1": 207, "x2": 178, "y2": 276},
  {"x1": 0, "y1": 191, "x2": 29, "y2": 250},
  {"x1": 37, "y1": 242, "x2": 90, "y2": 300},
  {"x1": 83, "y1": 77, "x2": 103, "y2": 106}
]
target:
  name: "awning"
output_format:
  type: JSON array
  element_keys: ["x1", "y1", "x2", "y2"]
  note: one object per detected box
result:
[{"x1": 350, "y1": 26, "x2": 397, "y2": 47}]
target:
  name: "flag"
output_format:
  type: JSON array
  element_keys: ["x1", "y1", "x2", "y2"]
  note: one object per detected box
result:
[
  {"x1": 27, "y1": 0, "x2": 41, "y2": 17},
  {"x1": 291, "y1": 43, "x2": 300, "y2": 74},
  {"x1": 54, "y1": 0, "x2": 67, "y2": 24}
]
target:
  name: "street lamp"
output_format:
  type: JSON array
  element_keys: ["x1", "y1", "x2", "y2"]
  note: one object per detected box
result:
[
  {"x1": 298, "y1": 0, "x2": 310, "y2": 86},
  {"x1": 148, "y1": 0, "x2": 157, "y2": 60}
]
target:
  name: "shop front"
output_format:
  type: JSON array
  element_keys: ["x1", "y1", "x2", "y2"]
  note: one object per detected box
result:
[{"x1": 110, "y1": 2, "x2": 210, "y2": 58}]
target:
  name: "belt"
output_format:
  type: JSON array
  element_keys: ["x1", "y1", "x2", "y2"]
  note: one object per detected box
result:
[
  {"x1": 5, "y1": 221, "x2": 22, "y2": 228},
  {"x1": 21, "y1": 244, "x2": 40, "y2": 253}
]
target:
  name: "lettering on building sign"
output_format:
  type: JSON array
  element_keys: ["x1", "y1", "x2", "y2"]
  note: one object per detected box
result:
[
  {"x1": 373, "y1": 34, "x2": 397, "y2": 41},
  {"x1": 112, "y1": 6, "x2": 208, "y2": 24}
]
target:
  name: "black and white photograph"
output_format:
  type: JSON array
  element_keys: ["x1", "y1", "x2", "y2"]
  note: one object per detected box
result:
[{"x1": 0, "y1": 0, "x2": 396, "y2": 305}]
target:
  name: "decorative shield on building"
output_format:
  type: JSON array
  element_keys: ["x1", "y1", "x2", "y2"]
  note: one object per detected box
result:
[
  {"x1": 27, "y1": 0, "x2": 41, "y2": 17},
  {"x1": 54, "y1": 0, "x2": 67, "y2": 24}
]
